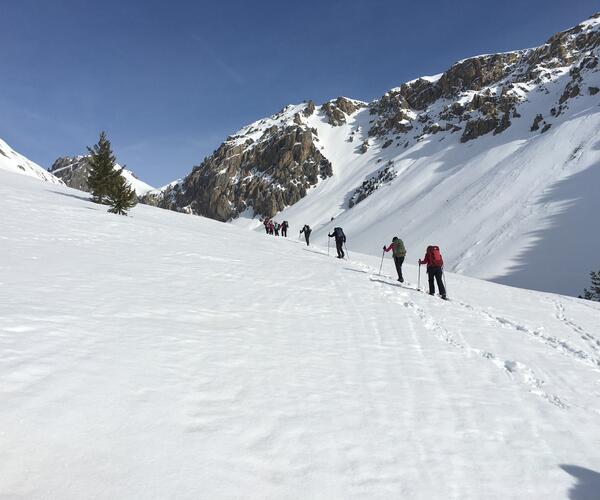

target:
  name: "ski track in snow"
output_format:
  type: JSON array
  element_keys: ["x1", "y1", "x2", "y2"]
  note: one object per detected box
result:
[
  {"x1": 454, "y1": 299, "x2": 600, "y2": 369},
  {"x1": 365, "y1": 272, "x2": 570, "y2": 410},
  {"x1": 553, "y1": 299, "x2": 600, "y2": 352}
]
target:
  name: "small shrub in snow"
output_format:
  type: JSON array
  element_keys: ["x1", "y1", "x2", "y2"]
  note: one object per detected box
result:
[{"x1": 581, "y1": 270, "x2": 600, "y2": 301}]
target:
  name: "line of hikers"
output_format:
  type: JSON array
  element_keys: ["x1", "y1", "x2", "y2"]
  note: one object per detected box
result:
[
  {"x1": 262, "y1": 218, "x2": 289, "y2": 237},
  {"x1": 265, "y1": 220, "x2": 447, "y2": 299}
]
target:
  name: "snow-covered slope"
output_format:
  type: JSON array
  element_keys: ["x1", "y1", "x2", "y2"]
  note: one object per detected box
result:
[
  {"x1": 2, "y1": 168, "x2": 600, "y2": 499},
  {"x1": 0, "y1": 137, "x2": 63, "y2": 185},
  {"x1": 117, "y1": 165, "x2": 155, "y2": 195},
  {"x1": 230, "y1": 14, "x2": 600, "y2": 297},
  {"x1": 276, "y1": 90, "x2": 600, "y2": 297},
  {"x1": 49, "y1": 155, "x2": 155, "y2": 195}
]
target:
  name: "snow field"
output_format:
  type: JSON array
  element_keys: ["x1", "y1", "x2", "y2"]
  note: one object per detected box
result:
[{"x1": 1, "y1": 169, "x2": 600, "y2": 499}]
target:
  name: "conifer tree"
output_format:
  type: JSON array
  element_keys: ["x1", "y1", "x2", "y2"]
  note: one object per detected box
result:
[
  {"x1": 107, "y1": 172, "x2": 138, "y2": 215},
  {"x1": 87, "y1": 131, "x2": 119, "y2": 204},
  {"x1": 582, "y1": 270, "x2": 600, "y2": 301}
]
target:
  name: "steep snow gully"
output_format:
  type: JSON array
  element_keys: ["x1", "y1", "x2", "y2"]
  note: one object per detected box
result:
[{"x1": 1, "y1": 169, "x2": 600, "y2": 499}]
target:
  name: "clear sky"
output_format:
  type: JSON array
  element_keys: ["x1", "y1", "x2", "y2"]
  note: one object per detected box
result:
[{"x1": 1, "y1": 0, "x2": 598, "y2": 187}]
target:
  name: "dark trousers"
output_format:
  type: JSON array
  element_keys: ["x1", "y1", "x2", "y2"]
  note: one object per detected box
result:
[
  {"x1": 304, "y1": 234, "x2": 310, "y2": 246},
  {"x1": 335, "y1": 239, "x2": 345, "y2": 258},
  {"x1": 282, "y1": 228, "x2": 287, "y2": 237},
  {"x1": 393, "y1": 256, "x2": 404, "y2": 281},
  {"x1": 427, "y1": 266, "x2": 446, "y2": 296}
]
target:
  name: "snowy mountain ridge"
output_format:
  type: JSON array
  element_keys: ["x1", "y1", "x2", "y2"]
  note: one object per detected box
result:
[
  {"x1": 0, "y1": 137, "x2": 63, "y2": 185},
  {"x1": 143, "y1": 12, "x2": 600, "y2": 296},
  {"x1": 3, "y1": 13, "x2": 600, "y2": 296}
]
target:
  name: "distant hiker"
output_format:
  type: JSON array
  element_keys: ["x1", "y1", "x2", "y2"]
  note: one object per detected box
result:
[
  {"x1": 263, "y1": 219, "x2": 270, "y2": 234},
  {"x1": 419, "y1": 245, "x2": 447, "y2": 299},
  {"x1": 281, "y1": 221, "x2": 289, "y2": 237},
  {"x1": 300, "y1": 224, "x2": 312, "y2": 246},
  {"x1": 328, "y1": 227, "x2": 346, "y2": 259},
  {"x1": 274, "y1": 222, "x2": 280, "y2": 236},
  {"x1": 384, "y1": 236, "x2": 407, "y2": 282},
  {"x1": 268, "y1": 220, "x2": 275, "y2": 235}
]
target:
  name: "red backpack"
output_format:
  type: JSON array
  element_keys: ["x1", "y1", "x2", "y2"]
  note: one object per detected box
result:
[{"x1": 427, "y1": 246, "x2": 444, "y2": 267}]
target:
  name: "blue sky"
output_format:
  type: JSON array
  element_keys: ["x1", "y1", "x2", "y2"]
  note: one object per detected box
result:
[{"x1": 1, "y1": 0, "x2": 598, "y2": 187}]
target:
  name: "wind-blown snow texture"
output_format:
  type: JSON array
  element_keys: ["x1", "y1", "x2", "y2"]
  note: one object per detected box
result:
[{"x1": 1, "y1": 169, "x2": 600, "y2": 499}]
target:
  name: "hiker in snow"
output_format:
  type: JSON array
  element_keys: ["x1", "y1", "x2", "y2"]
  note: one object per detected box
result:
[
  {"x1": 281, "y1": 221, "x2": 289, "y2": 237},
  {"x1": 419, "y1": 245, "x2": 447, "y2": 299},
  {"x1": 328, "y1": 227, "x2": 346, "y2": 259},
  {"x1": 383, "y1": 236, "x2": 406, "y2": 282},
  {"x1": 274, "y1": 222, "x2": 280, "y2": 236},
  {"x1": 300, "y1": 224, "x2": 312, "y2": 246},
  {"x1": 268, "y1": 220, "x2": 275, "y2": 235},
  {"x1": 263, "y1": 218, "x2": 270, "y2": 234}
]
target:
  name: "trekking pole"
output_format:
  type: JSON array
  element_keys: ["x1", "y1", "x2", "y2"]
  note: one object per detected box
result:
[
  {"x1": 378, "y1": 250, "x2": 385, "y2": 276},
  {"x1": 417, "y1": 262, "x2": 421, "y2": 291},
  {"x1": 344, "y1": 242, "x2": 349, "y2": 259},
  {"x1": 327, "y1": 237, "x2": 330, "y2": 256}
]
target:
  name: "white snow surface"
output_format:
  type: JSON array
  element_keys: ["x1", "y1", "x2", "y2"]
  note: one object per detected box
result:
[
  {"x1": 0, "y1": 138, "x2": 63, "y2": 185},
  {"x1": 2, "y1": 169, "x2": 600, "y2": 499}
]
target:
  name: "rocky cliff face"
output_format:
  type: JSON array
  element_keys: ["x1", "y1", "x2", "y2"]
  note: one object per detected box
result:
[
  {"x1": 49, "y1": 156, "x2": 92, "y2": 192},
  {"x1": 144, "y1": 13, "x2": 600, "y2": 222},
  {"x1": 368, "y1": 14, "x2": 600, "y2": 146},
  {"x1": 142, "y1": 103, "x2": 337, "y2": 220}
]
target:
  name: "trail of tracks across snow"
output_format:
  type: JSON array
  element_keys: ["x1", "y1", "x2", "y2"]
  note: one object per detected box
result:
[{"x1": 2, "y1": 171, "x2": 600, "y2": 499}]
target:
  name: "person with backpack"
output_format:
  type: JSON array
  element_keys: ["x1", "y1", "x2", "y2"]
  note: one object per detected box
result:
[
  {"x1": 419, "y1": 245, "x2": 447, "y2": 299},
  {"x1": 328, "y1": 227, "x2": 346, "y2": 259},
  {"x1": 383, "y1": 236, "x2": 407, "y2": 282},
  {"x1": 274, "y1": 222, "x2": 280, "y2": 236},
  {"x1": 300, "y1": 224, "x2": 312, "y2": 246},
  {"x1": 263, "y1": 218, "x2": 270, "y2": 234},
  {"x1": 268, "y1": 220, "x2": 275, "y2": 235},
  {"x1": 281, "y1": 221, "x2": 289, "y2": 237}
]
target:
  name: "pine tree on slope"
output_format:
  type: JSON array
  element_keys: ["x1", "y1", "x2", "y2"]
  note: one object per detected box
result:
[
  {"x1": 582, "y1": 270, "x2": 600, "y2": 302},
  {"x1": 87, "y1": 131, "x2": 119, "y2": 204},
  {"x1": 107, "y1": 173, "x2": 138, "y2": 215}
]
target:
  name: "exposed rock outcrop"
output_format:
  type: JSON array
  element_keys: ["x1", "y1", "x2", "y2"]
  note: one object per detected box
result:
[
  {"x1": 322, "y1": 97, "x2": 366, "y2": 126},
  {"x1": 49, "y1": 156, "x2": 93, "y2": 192},
  {"x1": 348, "y1": 161, "x2": 396, "y2": 208},
  {"x1": 143, "y1": 105, "x2": 332, "y2": 220}
]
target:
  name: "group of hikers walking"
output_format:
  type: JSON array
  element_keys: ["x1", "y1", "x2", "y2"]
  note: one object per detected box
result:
[
  {"x1": 263, "y1": 218, "x2": 289, "y2": 237},
  {"x1": 263, "y1": 219, "x2": 448, "y2": 300},
  {"x1": 298, "y1": 225, "x2": 346, "y2": 259},
  {"x1": 381, "y1": 236, "x2": 446, "y2": 299}
]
